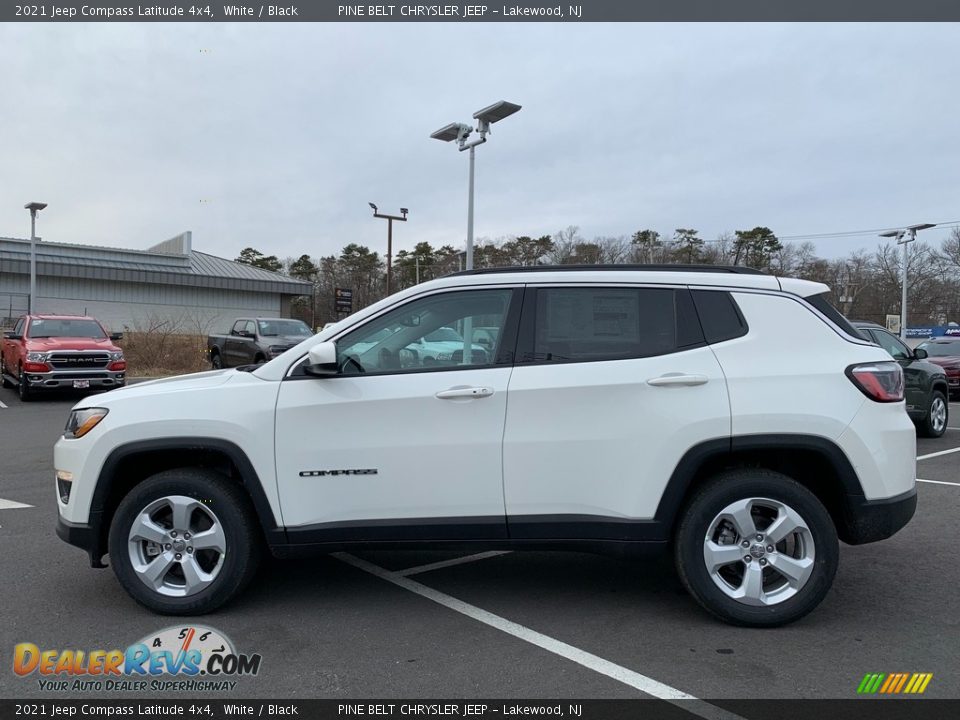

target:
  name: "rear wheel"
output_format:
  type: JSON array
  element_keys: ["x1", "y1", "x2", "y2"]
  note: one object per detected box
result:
[
  {"x1": 675, "y1": 469, "x2": 838, "y2": 627},
  {"x1": 918, "y1": 390, "x2": 948, "y2": 438},
  {"x1": 108, "y1": 468, "x2": 261, "y2": 614},
  {"x1": 210, "y1": 352, "x2": 223, "y2": 370}
]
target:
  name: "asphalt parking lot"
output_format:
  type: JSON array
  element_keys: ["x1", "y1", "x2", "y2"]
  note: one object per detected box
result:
[{"x1": 1, "y1": 385, "x2": 958, "y2": 706}]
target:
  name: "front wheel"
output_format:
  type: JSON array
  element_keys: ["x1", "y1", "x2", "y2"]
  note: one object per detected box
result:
[
  {"x1": 0, "y1": 356, "x2": 12, "y2": 388},
  {"x1": 675, "y1": 469, "x2": 838, "y2": 627},
  {"x1": 108, "y1": 468, "x2": 261, "y2": 614},
  {"x1": 918, "y1": 390, "x2": 948, "y2": 438},
  {"x1": 18, "y1": 366, "x2": 32, "y2": 402}
]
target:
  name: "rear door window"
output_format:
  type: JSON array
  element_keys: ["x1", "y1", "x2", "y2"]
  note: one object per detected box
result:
[{"x1": 519, "y1": 286, "x2": 703, "y2": 364}]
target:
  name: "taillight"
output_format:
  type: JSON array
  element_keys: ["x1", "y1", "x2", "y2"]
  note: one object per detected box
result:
[{"x1": 846, "y1": 362, "x2": 904, "y2": 402}]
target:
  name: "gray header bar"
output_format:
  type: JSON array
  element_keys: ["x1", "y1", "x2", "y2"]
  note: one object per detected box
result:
[{"x1": 3, "y1": 0, "x2": 960, "y2": 22}]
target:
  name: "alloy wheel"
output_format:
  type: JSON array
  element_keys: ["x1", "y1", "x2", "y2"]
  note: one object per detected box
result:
[
  {"x1": 127, "y1": 495, "x2": 226, "y2": 597},
  {"x1": 702, "y1": 497, "x2": 816, "y2": 606}
]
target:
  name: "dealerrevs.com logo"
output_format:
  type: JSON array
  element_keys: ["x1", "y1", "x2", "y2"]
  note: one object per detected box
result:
[{"x1": 13, "y1": 625, "x2": 262, "y2": 692}]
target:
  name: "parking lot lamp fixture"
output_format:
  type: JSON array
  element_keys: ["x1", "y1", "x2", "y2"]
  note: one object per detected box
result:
[
  {"x1": 430, "y1": 101, "x2": 521, "y2": 272},
  {"x1": 24, "y1": 202, "x2": 48, "y2": 314},
  {"x1": 879, "y1": 223, "x2": 936, "y2": 341},
  {"x1": 370, "y1": 205, "x2": 408, "y2": 295}
]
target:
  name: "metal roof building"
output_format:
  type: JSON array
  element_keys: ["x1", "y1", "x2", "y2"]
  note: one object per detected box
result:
[{"x1": 0, "y1": 231, "x2": 312, "y2": 333}]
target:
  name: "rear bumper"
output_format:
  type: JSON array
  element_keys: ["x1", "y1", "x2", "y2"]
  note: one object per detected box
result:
[
  {"x1": 840, "y1": 487, "x2": 917, "y2": 545},
  {"x1": 56, "y1": 513, "x2": 108, "y2": 568}
]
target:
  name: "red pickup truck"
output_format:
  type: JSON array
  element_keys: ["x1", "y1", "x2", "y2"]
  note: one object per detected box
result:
[{"x1": 1, "y1": 314, "x2": 126, "y2": 401}]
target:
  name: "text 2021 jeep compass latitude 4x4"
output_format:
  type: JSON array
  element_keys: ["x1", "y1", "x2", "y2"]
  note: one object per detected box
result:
[{"x1": 54, "y1": 266, "x2": 917, "y2": 626}]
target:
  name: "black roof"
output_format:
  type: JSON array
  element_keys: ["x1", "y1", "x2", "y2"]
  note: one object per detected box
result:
[{"x1": 452, "y1": 264, "x2": 766, "y2": 277}]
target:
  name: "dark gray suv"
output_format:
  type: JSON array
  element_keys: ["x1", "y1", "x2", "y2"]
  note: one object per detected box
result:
[{"x1": 854, "y1": 322, "x2": 949, "y2": 437}]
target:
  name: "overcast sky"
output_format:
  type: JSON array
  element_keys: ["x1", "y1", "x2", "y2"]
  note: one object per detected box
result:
[{"x1": 1, "y1": 22, "x2": 957, "y2": 264}]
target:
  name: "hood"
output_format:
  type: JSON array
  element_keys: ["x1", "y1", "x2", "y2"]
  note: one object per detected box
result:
[
  {"x1": 926, "y1": 355, "x2": 960, "y2": 368},
  {"x1": 261, "y1": 334, "x2": 310, "y2": 347},
  {"x1": 26, "y1": 337, "x2": 120, "y2": 353},
  {"x1": 85, "y1": 368, "x2": 240, "y2": 406}
]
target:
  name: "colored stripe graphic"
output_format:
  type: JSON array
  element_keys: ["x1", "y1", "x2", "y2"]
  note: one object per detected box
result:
[
  {"x1": 895, "y1": 674, "x2": 910, "y2": 693},
  {"x1": 858, "y1": 673, "x2": 933, "y2": 694}
]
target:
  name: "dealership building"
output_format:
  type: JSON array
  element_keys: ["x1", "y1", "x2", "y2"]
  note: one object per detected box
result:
[{"x1": 0, "y1": 231, "x2": 312, "y2": 333}]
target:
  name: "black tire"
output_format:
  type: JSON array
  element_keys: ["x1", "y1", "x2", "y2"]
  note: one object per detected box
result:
[
  {"x1": 18, "y1": 366, "x2": 32, "y2": 402},
  {"x1": 675, "y1": 468, "x2": 839, "y2": 627},
  {"x1": 0, "y1": 355, "x2": 12, "y2": 388},
  {"x1": 210, "y1": 352, "x2": 223, "y2": 370},
  {"x1": 108, "y1": 468, "x2": 262, "y2": 615},
  {"x1": 917, "y1": 389, "x2": 948, "y2": 438},
  {"x1": 254, "y1": 354, "x2": 266, "y2": 365}
]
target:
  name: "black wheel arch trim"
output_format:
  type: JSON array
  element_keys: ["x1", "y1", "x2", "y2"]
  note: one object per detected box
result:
[
  {"x1": 78, "y1": 437, "x2": 284, "y2": 565},
  {"x1": 654, "y1": 433, "x2": 884, "y2": 541}
]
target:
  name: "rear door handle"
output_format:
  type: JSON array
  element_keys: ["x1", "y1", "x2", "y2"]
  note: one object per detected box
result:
[
  {"x1": 435, "y1": 386, "x2": 495, "y2": 399},
  {"x1": 647, "y1": 373, "x2": 708, "y2": 387}
]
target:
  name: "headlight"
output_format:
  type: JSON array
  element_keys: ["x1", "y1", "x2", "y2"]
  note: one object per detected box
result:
[
  {"x1": 26, "y1": 351, "x2": 49, "y2": 362},
  {"x1": 436, "y1": 352, "x2": 452, "y2": 360},
  {"x1": 268, "y1": 345, "x2": 287, "y2": 354},
  {"x1": 108, "y1": 351, "x2": 124, "y2": 361},
  {"x1": 64, "y1": 408, "x2": 109, "y2": 439}
]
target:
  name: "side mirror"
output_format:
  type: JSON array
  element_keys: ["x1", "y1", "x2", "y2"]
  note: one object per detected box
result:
[
  {"x1": 110, "y1": 332, "x2": 123, "y2": 342},
  {"x1": 304, "y1": 341, "x2": 338, "y2": 376},
  {"x1": 3, "y1": 332, "x2": 21, "y2": 341},
  {"x1": 914, "y1": 348, "x2": 928, "y2": 359}
]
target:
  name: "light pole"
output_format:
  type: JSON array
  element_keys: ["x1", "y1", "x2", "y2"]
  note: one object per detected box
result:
[
  {"x1": 430, "y1": 100, "x2": 521, "y2": 272},
  {"x1": 369, "y1": 203, "x2": 408, "y2": 296},
  {"x1": 879, "y1": 223, "x2": 936, "y2": 341},
  {"x1": 24, "y1": 202, "x2": 47, "y2": 314}
]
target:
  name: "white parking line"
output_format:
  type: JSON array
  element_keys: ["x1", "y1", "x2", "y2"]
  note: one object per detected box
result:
[
  {"x1": 0, "y1": 399, "x2": 8, "y2": 409},
  {"x1": 0, "y1": 498, "x2": 33, "y2": 510},
  {"x1": 335, "y1": 553, "x2": 746, "y2": 720},
  {"x1": 397, "y1": 551, "x2": 511, "y2": 577},
  {"x1": 917, "y1": 447, "x2": 960, "y2": 461},
  {"x1": 917, "y1": 479, "x2": 960, "y2": 487}
]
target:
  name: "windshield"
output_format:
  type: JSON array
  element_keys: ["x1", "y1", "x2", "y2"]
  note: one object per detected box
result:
[
  {"x1": 918, "y1": 341, "x2": 960, "y2": 357},
  {"x1": 257, "y1": 320, "x2": 312, "y2": 337},
  {"x1": 424, "y1": 327, "x2": 463, "y2": 343},
  {"x1": 27, "y1": 319, "x2": 106, "y2": 340}
]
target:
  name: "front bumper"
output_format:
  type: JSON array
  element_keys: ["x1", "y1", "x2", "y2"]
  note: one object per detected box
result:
[
  {"x1": 24, "y1": 371, "x2": 125, "y2": 391},
  {"x1": 840, "y1": 487, "x2": 917, "y2": 545},
  {"x1": 56, "y1": 513, "x2": 108, "y2": 568}
]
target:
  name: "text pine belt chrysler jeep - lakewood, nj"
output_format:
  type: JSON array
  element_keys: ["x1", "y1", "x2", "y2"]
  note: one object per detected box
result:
[{"x1": 54, "y1": 265, "x2": 917, "y2": 627}]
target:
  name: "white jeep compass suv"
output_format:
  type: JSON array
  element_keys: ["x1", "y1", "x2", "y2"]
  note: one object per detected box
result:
[{"x1": 55, "y1": 265, "x2": 917, "y2": 626}]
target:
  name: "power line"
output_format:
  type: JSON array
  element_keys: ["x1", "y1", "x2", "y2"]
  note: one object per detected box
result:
[{"x1": 778, "y1": 220, "x2": 960, "y2": 242}]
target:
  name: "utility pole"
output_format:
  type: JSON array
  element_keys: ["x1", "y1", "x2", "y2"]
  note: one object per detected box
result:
[
  {"x1": 368, "y1": 204, "x2": 408, "y2": 296},
  {"x1": 880, "y1": 223, "x2": 936, "y2": 341},
  {"x1": 24, "y1": 202, "x2": 48, "y2": 314},
  {"x1": 431, "y1": 101, "x2": 522, "y2": 272}
]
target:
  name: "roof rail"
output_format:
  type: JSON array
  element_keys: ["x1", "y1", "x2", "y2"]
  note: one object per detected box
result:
[{"x1": 451, "y1": 263, "x2": 766, "y2": 276}]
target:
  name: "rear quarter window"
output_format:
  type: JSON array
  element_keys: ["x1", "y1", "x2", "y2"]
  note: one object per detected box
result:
[
  {"x1": 805, "y1": 293, "x2": 861, "y2": 338},
  {"x1": 690, "y1": 290, "x2": 748, "y2": 344}
]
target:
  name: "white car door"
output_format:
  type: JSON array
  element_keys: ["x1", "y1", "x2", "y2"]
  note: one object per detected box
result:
[
  {"x1": 503, "y1": 284, "x2": 731, "y2": 539},
  {"x1": 274, "y1": 286, "x2": 521, "y2": 541}
]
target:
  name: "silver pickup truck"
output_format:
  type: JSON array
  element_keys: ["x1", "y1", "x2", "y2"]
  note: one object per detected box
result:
[{"x1": 207, "y1": 317, "x2": 313, "y2": 368}]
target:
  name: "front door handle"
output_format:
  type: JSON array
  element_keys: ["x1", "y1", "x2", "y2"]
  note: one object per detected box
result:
[
  {"x1": 435, "y1": 386, "x2": 495, "y2": 400},
  {"x1": 647, "y1": 373, "x2": 709, "y2": 387}
]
